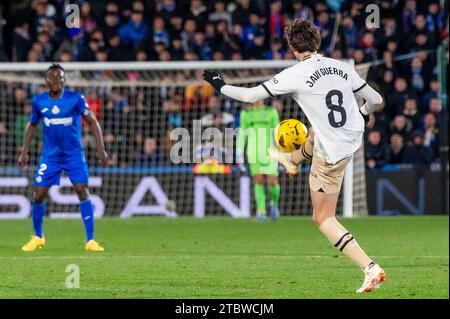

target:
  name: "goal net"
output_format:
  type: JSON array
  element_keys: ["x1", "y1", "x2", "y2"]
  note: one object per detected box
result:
[{"x1": 0, "y1": 61, "x2": 369, "y2": 218}]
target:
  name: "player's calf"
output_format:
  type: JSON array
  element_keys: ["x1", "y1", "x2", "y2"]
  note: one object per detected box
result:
[{"x1": 316, "y1": 215, "x2": 386, "y2": 292}]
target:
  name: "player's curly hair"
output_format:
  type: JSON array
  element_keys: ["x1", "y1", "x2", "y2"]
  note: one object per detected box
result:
[{"x1": 284, "y1": 19, "x2": 321, "y2": 54}]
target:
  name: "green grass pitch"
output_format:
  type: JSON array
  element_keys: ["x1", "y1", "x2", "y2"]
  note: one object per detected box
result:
[{"x1": 0, "y1": 216, "x2": 448, "y2": 299}]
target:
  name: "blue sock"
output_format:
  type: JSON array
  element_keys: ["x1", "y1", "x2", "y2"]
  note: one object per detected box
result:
[
  {"x1": 32, "y1": 202, "x2": 45, "y2": 238},
  {"x1": 80, "y1": 199, "x2": 94, "y2": 242}
]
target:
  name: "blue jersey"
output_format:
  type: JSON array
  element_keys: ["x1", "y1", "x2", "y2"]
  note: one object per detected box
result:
[{"x1": 30, "y1": 88, "x2": 90, "y2": 159}]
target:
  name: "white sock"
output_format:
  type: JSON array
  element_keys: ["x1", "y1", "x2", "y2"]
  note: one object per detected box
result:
[{"x1": 319, "y1": 217, "x2": 373, "y2": 269}]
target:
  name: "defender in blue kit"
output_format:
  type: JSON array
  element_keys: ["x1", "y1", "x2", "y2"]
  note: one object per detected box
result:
[{"x1": 19, "y1": 64, "x2": 108, "y2": 252}]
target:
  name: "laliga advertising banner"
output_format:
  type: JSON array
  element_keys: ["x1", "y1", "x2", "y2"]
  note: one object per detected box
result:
[{"x1": 0, "y1": 174, "x2": 263, "y2": 219}]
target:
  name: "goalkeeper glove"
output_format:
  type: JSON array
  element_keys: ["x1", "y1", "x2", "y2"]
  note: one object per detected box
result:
[
  {"x1": 203, "y1": 70, "x2": 226, "y2": 92},
  {"x1": 236, "y1": 151, "x2": 246, "y2": 173}
]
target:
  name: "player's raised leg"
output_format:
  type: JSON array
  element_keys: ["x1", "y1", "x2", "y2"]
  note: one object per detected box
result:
[
  {"x1": 267, "y1": 175, "x2": 280, "y2": 221},
  {"x1": 309, "y1": 155, "x2": 386, "y2": 293},
  {"x1": 22, "y1": 187, "x2": 48, "y2": 251},
  {"x1": 73, "y1": 184, "x2": 104, "y2": 252},
  {"x1": 268, "y1": 128, "x2": 314, "y2": 176}
]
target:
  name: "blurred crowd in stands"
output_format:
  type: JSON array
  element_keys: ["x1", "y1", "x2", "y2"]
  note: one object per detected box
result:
[{"x1": 0, "y1": 0, "x2": 448, "y2": 169}]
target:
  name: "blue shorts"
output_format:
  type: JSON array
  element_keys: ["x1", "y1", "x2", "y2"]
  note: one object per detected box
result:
[{"x1": 33, "y1": 153, "x2": 89, "y2": 187}]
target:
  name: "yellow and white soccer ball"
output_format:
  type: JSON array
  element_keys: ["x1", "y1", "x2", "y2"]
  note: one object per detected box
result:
[{"x1": 274, "y1": 119, "x2": 308, "y2": 152}]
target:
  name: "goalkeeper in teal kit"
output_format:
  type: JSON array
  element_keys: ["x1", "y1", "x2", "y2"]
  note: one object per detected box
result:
[{"x1": 19, "y1": 64, "x2": 108, "y2": 252}]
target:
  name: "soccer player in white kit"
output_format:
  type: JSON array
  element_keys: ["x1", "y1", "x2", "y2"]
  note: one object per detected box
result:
[{"x1": 203, "y1": 19, "x2": 386, "y2": 293}]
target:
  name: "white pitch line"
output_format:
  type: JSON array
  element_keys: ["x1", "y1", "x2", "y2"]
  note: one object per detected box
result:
[{"x1": 0, "y1": 255, "x2": 448, "y2": 260}]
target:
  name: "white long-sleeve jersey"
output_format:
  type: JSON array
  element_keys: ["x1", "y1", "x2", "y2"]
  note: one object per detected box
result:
[{"x1": 220, "y1": 54, "x2": 383, "y2": 164}]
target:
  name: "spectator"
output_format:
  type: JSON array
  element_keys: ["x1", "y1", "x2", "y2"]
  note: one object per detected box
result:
[
  {"x1": 408, "y1": 56, "x2": 431, "y2": 95},
  {"x1": 342, "y1": 16, "x2": 359, "y2": 57},
  {"x1": 426, "y1": 1, "x2": 446, "y2": 42},
  {"x1": 102, "y1": 89, "x2": 127, "y2": 135},
  {"x1": 367, "y1": 99, "x2": 390, "y2": 134},
  {"x1": 162, "y1": 98, "x2": 183, "y2": 128},
  {"x1": 292, "y1": 0, "x2": 314, "y2": 21},
  {"x1": 85, "y1": 89, "x2": 102, "y2": 122},
  {"x1": 95, "y1": 47, "x2": 108, "y2": 62},
  {"x1": 428, "y1": 97, "x2": 442, "y2": 118},
  {"x1": 118, "y1": 9, "x2": 148, "y2": 47},
  {"x1": 358, "y1": 31, "x2": 377, "y2": 62},
  {"x1": 365, "y1": 130, "x2": 391, "y2": 170},
  {"x1": 241, "y1": 13, "x2": 264, "y2": 49},
  {"x1": 247, "y1": 31, "x2": 266, "y2": 59},
  {"x1": 181, "y1": 18, "x2": 197, "y2": 52},
  {"x1": 403, "y1": 130, "x2": 435, "y2": 166},
  {"x1": 13, "y1": 22, "x2": 32, "y2": 61},
  {"x1": 193, "y1": 31, "x2": 212, "y2": 60},
  {"x1": 200, "y1": 96, "x2": 234, "y2": 130},
  {"x1": 402, "y1": 0, "x2": 417, "y2": 35},
  {"x1": 212, "y1": 20, "x2": 234, "y2": 58},
  {"x1": 187, "y1": 0, "x2": 208, "y2": 31},
  {"x1": 409, "y1": 14, "x2": 436, "y2": 49},
  {"x1": 386, "y1": 77, "x2": 413, "y2": 118},
  {"x1": 102, "y1": 9, "x2": 120, "y2": 40},
  {"x1": 168, "y1": 15, "x2": 184, "y2": 40},
  {"x1": 57, "y1": 50, "x2": 73, "y2": 62},
  {"x1": 379, "y1": 70, "x2": 395, "y2": 98},
  {"x1": 212, "y1": 51, "x2": 225, "y2": 60},
  {"x1": 170, "y1": 36, "x2": 184, "y2": 60},
  {"x1": 265, "y1": 37, "x2": 285, "y2": 60},
  {"x1": 385, "y1": 37, "x2": 399, "y2": 55},
  {"x1": 13, "y1": 104, "x2": 42, "y2": 161},
  {"x1": 389, "y1": 115, "x2": 413, "y2": 140},
  {"x1": 158, "y1": 50, "x2": 171, "y2": 61},
  {"x1": 353, "y1": 49, "x2": 366, "y2": 64},
  {"x1": 53, "y1": 26, "x2": 85, "y2": 62},
  {"x1": 422, "y1": 113, "x2": 439, "y2": 159},
  {"x1": 79, "y1": 37, "x2": 101, "y2": 61},
  {"x1": 389, "y1": 133, "x2": 406, "y2": 164},
  {"x1": 401, "y1": 98, "x2": 421, "y2": 130},
  {"x1": 108, "y1": 35, "x2": 132, "y2": 61},
  {"x1": 269, "y1": 0, "x2": 284, "y2": 39},
  {"x1": 232, "y1": 0, "x2": 255, "y2": 26},
  {"x1": 183, "y1": 70, "x2": 214, "y2": 110},
  {"x1": 422, "y1": 78, "x2": 440, "y2": 113},
  {"x1": 379, "y1": 0, "x2": 396, "y2": 19},
  {"x1": 27, "y1": 42, "x2": 45, "y2": 62},
  {"x1": 137, "y1": 136, "x2": 163, "y2": 166},
  {"x1": 152, "y1": 16, "x2": 170, "y2": 48},
  {"x1": 209, "y1": 0, "x2": 232, "y2": 31},
  {"x1": 103, "y1": 132, "x2": 118, "y2": 167},
  {"x1": 149, "y1": 41, "x2": 167, "y2": 60},
  {"x1": 31, "y1": 0, "x2": 57, "y2": 35},
  {"x1": 184, "y1": 49, "x2": 199, "y2": 61},
  {"x1": 368, "y1": 51, "x2": 398, "y2": 84},
  {"x1": 380, "y1": 17, "x2": 398, "y2": 44},
  {"x1": 80, "y1": 1, "x2": 97, "y2": 34}
]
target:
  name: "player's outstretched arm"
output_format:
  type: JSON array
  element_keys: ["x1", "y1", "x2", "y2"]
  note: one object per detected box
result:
[
  {"x1": 203, "y1": 71, "x2": 270, "y2": 104},
  {"x1": 83, "y1": 112, "x2": 108, "y2": 167},
  {"x1": 18, "y1": 122, "x2": 37, "y2": 167},
  {"x1": 355, "y1": 84, "x2": 383, "y2": 116}
]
